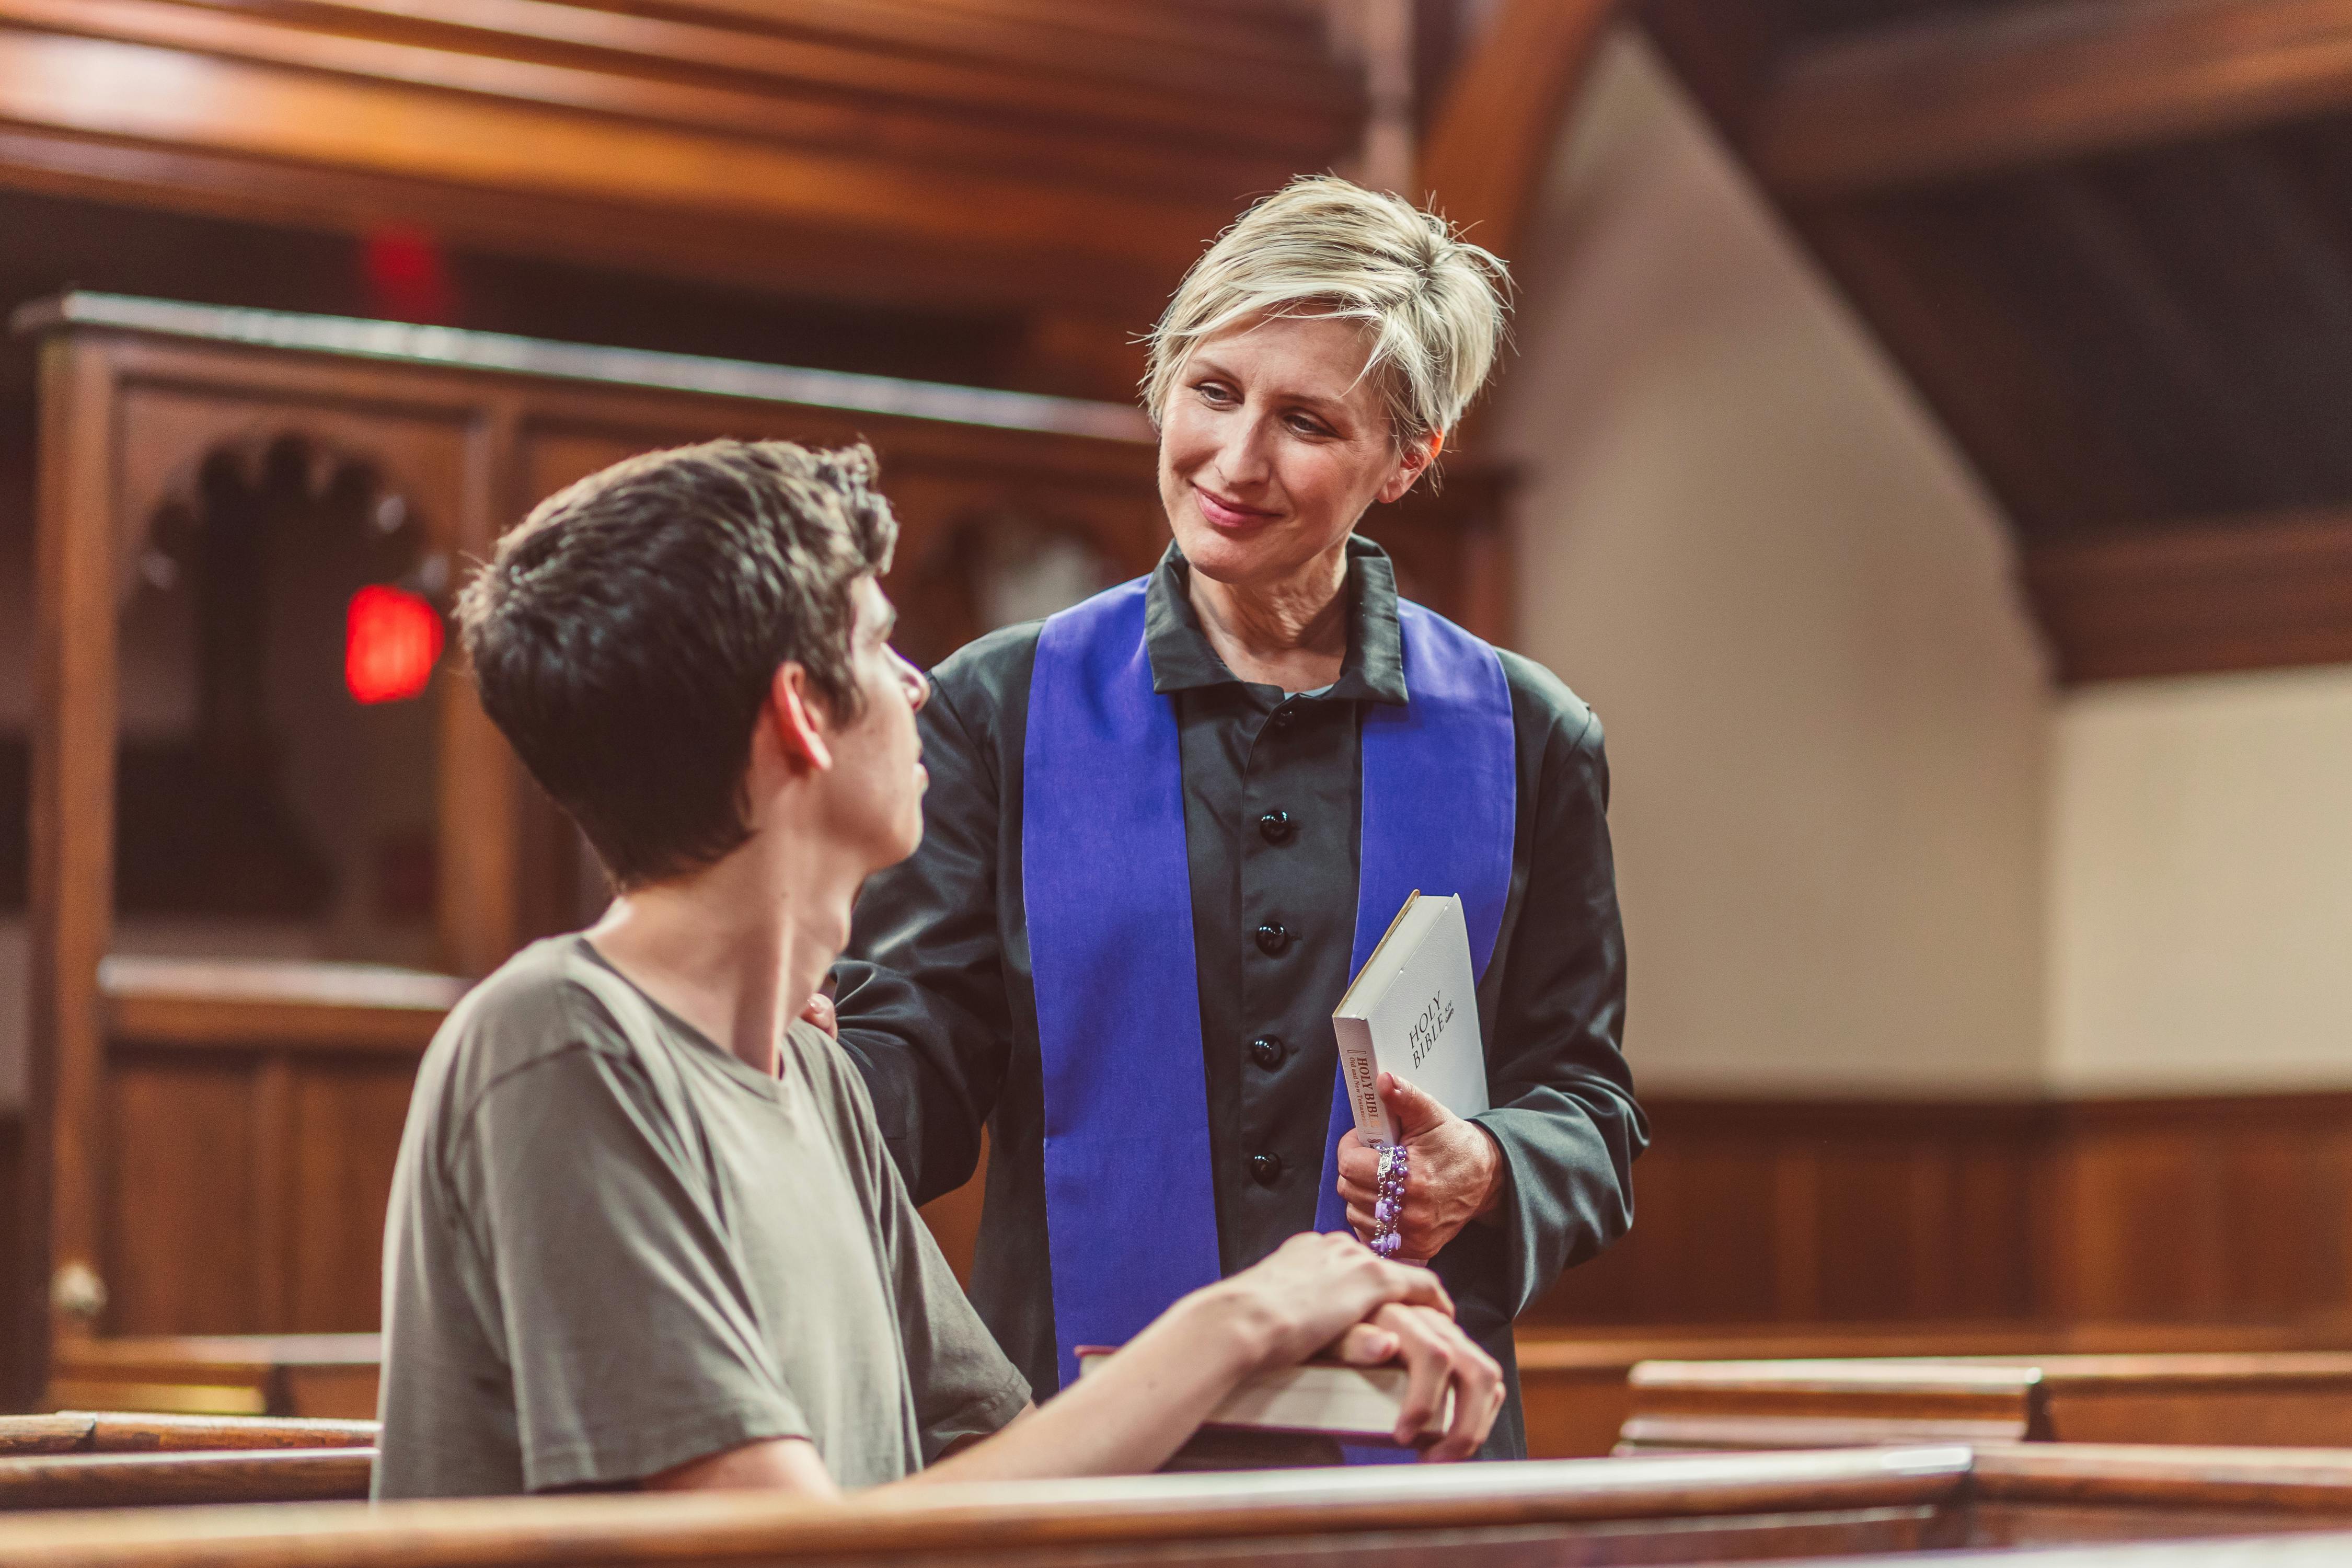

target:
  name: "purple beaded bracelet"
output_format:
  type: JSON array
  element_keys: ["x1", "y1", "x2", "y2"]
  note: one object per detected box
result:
[{"x1": 1369, "y1": 1143, "x2": 1411, "y2": 1259}]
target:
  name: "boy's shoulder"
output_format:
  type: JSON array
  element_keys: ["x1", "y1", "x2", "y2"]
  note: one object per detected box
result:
[{"x1": 417, "y1": 936, "x2": 647, "y2": 1121}]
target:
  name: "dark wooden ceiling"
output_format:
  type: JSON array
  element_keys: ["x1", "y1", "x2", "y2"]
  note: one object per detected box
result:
[{"x1": 1640, "y1": 0, "x2": 2352, "y2": 680}]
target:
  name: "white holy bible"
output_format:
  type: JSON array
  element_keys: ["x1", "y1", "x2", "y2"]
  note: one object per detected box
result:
[{"x1": 1331, "y1": 892, "x2": 1488, "y2": 1148}]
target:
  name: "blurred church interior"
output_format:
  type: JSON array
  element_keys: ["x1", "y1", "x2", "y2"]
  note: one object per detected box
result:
[{"x1": 4, "y1": 0, "x2": 2352, "y2": 1537}]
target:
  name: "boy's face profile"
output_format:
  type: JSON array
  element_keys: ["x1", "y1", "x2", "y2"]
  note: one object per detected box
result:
[{"x1": 810, "y1": 574, "x2": 930, "y2": 871}]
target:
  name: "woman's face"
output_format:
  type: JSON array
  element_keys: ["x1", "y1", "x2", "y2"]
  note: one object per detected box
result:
[{"x1": 1158, "y1": 312, "x2": 1428, "y2": 593}]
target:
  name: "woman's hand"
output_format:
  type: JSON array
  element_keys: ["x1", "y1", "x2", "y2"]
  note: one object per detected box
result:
[
  {"x1": 799, "y1": 990, "x2": 838, "y2": 1039},
  {"x1": 1336, "y1": 1073, "x2": 1505, "y2": 1262}
]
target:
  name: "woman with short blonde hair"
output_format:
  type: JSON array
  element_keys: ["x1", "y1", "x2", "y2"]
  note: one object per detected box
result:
[
  {"x1": 837, "y1": 174, "x2": 1643, "y2": 1459},
  {"x1": 1144, "y1": 173, "x2": 1511, "y2": 453}
]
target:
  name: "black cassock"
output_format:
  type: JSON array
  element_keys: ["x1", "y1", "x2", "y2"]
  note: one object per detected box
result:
[{"x1": 833, "y1": 536, "x2": 1645, "y2": 1458}]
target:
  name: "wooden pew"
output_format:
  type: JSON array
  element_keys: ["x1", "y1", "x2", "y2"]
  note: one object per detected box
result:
[
  {"x1": 0, "y1": 1412, "x2": 376, "y2": 1511},
  {"x1": 43, "y1": 1336, "x2": 382, "y2": 1422},
  {"x1": 1618, "y1": 1353, "x2": 2352, "y2": 1454},
  {"x1": 1515, "y1": 1320, "x2": 2352, "y2": 1458},
  {"x1": 0, "y1": 1450, "x2": 374, "y2": 1512},
  {"x1": 1785, "y1": 1536, "x2": 2352, "y2": 1567},
  {"x1": 6, "y1": 1446, "x2": 2352, "y2": 1562},
  {"x1": 0, "y1": 1413, "x2": 375, "y2": 1456}
]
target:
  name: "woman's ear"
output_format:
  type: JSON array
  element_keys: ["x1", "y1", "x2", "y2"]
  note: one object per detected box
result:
[
  {"x1": 767, "y1": 663, "x2": 834, "y2": 774},
  {"x1": 1377, "y1": 431, "x2": 1445, "y2": 504}
]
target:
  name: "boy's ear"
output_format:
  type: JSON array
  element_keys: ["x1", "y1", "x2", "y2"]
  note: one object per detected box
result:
[{"x1": 768, "y1": 662, "x2": 834, "y2": 773}]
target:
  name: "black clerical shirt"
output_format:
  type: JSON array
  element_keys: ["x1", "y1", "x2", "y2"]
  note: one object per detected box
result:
[{"x1": 833, "y1": 537, "x2": 1645, "y2": 1458}]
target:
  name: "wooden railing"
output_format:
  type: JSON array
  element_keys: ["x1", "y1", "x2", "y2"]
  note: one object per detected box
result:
[
  {"x1": 8, "y1": 1445, "x2": 2352, "y2": 1559},
  {"x1": 0, "y1": 1413, "x2": 376, "y2": 1456},
  {"x1": 0, "y1": 1448, "x2": 1974, "y2": 1558}
]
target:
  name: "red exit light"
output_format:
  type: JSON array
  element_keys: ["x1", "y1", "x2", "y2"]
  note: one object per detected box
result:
[{"x1": 346, "y1": 584, "x2": 444, "y2": 704}]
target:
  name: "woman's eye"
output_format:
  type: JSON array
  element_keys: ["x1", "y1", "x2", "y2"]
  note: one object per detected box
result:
[{"x1": 1196, "y1": 382, "x2": 1235, "y2": 404}]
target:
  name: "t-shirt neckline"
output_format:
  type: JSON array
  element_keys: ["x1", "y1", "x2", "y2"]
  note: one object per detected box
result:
[{"x1": 572, "y1": 935, "x2": 792, "y2": 1099}]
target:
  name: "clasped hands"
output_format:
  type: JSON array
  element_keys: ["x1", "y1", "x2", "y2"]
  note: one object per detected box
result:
[
  {"x1": 1335, "y1": 1071, "x2": 1505, "y2": 1264},
  {"x1": 1217, "y1": 1229, "x2": 1504, "y2": 1458}
]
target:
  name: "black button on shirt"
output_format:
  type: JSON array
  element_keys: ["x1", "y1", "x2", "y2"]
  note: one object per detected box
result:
[
  {"x1": 831, "y1": 536, "x2": 1645, "y2": 1460},
  {"x1": 1250, "y1": 1035, "x2": 1286, "y2": 1070},
  {"x1": 1258, "y1": 810, "x2": 1294, "y2": 844}
]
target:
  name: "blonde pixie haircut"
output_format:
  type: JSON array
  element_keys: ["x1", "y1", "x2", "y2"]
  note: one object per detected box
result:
[{"x1": 1143, "y1": 175, "x2": 1512, "y2": 453}]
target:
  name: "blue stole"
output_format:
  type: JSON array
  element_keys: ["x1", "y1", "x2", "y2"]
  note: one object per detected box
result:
[{"x1": 1021, "y1": 574, "x2": 1516, "y2": 1392}]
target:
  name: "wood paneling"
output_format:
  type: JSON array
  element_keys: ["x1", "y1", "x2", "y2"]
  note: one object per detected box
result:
[
  {"x1": 1533, "y1": 1092, "x2": 2352, "y2": 1330},
  {"x1": 2044, "y1": 1093, "x2": 2352, "y2": 1323},
  {"x1": 1536, "y1": 1099, "x2": 2043, "y2": 1325},
  {"x1": 287, "y1": 1066, "x2": 418, "y2": 1332},
  {"x1": 0, "y1": 1110, "x2": 25, "y2": 1410},
  {"x1": 105, "y1": 1059, "x2": 261, "y2": 1338}
]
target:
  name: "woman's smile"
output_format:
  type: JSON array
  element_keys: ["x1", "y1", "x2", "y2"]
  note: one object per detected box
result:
[{"x1": 1193, "y1": 483, "x2": 1280, "y2": 532}]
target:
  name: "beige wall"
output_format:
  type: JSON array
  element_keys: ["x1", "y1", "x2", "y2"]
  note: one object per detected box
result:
[
  {"x1": 1492, "y1": 31, "x2": 2055, "y2": 1093},
  {"x1": 2050, "y1": 665, "x2": 2352, "y2": 1092}
]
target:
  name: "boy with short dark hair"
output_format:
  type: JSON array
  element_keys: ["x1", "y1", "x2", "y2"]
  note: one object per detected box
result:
[{"x1": 376, "y1": 439, "x2": 1500, "y2": 1500}]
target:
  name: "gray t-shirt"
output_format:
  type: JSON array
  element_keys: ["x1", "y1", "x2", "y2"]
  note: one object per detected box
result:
[{"x1": 375, "y1": 936, "x2": 1029, "y2": 1498}]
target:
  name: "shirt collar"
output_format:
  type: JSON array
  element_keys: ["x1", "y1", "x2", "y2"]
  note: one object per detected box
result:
[{"x1": 1143, "y1": 535, "x2": 1409, "y2": 706}]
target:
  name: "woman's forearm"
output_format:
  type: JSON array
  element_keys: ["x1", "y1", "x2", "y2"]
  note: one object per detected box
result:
[{"x1": 899, "y1": 1286, "x2": 1270, "y2": 1484}]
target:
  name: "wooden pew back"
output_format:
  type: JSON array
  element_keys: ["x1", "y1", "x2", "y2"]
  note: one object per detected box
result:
[
  {"x1": 0, "y1": 1412, "x2": 375, "y2": 1457},
  {"x1": 0, "y1": 1449, "x2": 374, "y2": 1512},
  {"x1": 1515, "y1": 1321, "x2": 2352, "y2": 1458},
  {"x1": 0, "y1": 1448, "x2": 1982, "y2": 1560},
  {"x1": 44, "y1": 1335, "x2": 383, "y2": 1421},
  {"x1": 1620, "y1": 1353, "x2": 2352, "y2": 1455},
  {"x1": 0, "y1": 1411, "x2": 377, "y2": 1512},
  {"x1": 6, "y1": 1446, "x2": 2352, "y2": 1562}
]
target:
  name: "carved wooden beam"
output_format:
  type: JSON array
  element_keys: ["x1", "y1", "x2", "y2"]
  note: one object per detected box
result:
[
  {"x1": 0, "y1": 0, "x2": 1356, "y2": 314},
  {"x1": 2024, "y1": 507, "x2": 2352, "y2": 681},
  {"x1": 1754, "y1": 0, "x2": 2352, "y2": 198},
  {"x1": 1415, "y1": 0, "x2": 1619, "y2": 264}
]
